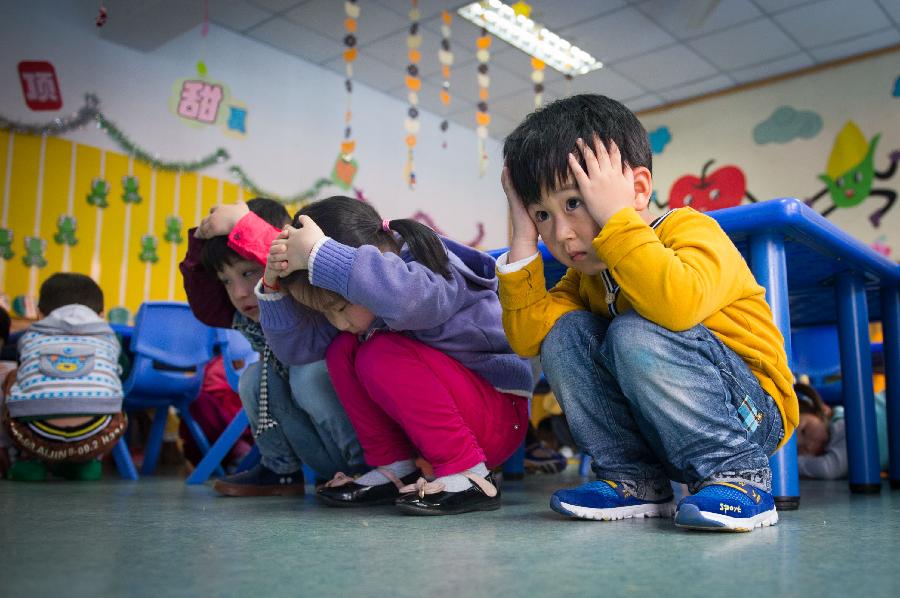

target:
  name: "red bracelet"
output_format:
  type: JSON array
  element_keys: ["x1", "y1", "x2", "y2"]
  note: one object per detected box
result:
[{"x1": 262, "y1": 278, "x2": 280, "y2": 292}]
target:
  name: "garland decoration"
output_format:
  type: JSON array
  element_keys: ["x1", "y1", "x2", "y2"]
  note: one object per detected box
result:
[
  {"x1": 0, "y1": 93, "x2": 99, "y2": 136},
  {"x1": 404, "y1": 0, "x2": 422, "y2": 189},
  {"x1": 229, "y1": 166, "x2": 335, "y2": 207},
  {"x1": 95, "y1": 111, "x2": 229, "y2": 172},
  {"x1": 340, "y1": 1, "x2": 359, "y2": 161},
  {"x1": 475, "y1": 27, "x2": 492, "y2": 176},
  {"x1": 438, "y1": 10, "x2": 453, "y2": 148},
  {"x1": 531, "y1": 57, "x2": 545, "y2": 108}
]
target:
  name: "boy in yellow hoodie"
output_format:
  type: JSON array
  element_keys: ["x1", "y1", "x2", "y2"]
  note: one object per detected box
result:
[{"x1": 497, "y1": 94, "x2": 797, "y2": 532}]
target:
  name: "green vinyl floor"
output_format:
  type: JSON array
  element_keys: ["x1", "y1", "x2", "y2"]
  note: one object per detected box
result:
[{"x1": 1, "y1": 471, "x2": 898, "y2": 597}]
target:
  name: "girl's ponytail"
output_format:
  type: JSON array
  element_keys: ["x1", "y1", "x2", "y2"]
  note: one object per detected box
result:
[{"x1": 386, "y1": 218, "x2": 451, "y2": 279}]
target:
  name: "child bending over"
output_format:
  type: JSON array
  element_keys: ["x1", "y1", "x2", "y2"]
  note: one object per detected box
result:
[
  {"x1": 1, "y1": 274, "x2": 125, "y2": 481},
  {"x1": 498, "y1": 94, "x2": 798, "y2": 531},
  {"x1": 262, "y1": 196, "x2": 533, "y2": 515},
  {"x1": 181, "y1": 198, "x2": 364, "y2": 496}
]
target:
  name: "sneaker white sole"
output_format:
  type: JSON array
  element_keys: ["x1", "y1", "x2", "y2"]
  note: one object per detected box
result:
[
  {"x1": 551, "y1": 496, "x2": 676, "y2": 521},
  {"x1": 674, "y1": 503, "x2": 779, "y2": 532}
]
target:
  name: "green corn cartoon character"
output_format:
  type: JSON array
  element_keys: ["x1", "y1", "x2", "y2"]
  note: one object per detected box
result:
[{"x1": 806, "y1": 121, "x2": 899, "y2": 228}]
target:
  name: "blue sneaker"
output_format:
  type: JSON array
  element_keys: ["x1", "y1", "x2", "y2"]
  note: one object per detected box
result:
[
  {"x1": 675, "y1": 481, "x2": 778, "y2": 532},
  {"x1": 550, "y1": 480, "x2": 675, "y2": 521}
]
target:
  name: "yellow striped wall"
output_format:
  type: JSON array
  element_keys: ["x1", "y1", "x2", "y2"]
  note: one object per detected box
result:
[{"x1": 0, "y1": 131, "x2": 267, "y2": 322}]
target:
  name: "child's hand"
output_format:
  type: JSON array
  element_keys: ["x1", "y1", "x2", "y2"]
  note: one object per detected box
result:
[
  {"x1": 502, "y1": 166, "x2": 539, "y2": 262},
  {"x1": 568, "y1": 137, "x2": 636, "y2": 226},
  {"x1": 195, "y1": 201, "x2": 250, "y2": 239},
  {"x1": 269, "y1": 216, "x2": 326, "y2": 275}
]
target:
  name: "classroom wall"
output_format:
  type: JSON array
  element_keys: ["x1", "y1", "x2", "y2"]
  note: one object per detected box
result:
[
  {"x1": 641, "y1": 48, "x2": 900, "y2": 258},
  {"x1": 0, "y1": 2, "x2": 507, "y2": 321}
]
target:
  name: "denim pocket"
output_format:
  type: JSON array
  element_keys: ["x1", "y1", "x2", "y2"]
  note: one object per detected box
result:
[{"x1": 736, "y1": 395, "x2": 763, "y2": 434}]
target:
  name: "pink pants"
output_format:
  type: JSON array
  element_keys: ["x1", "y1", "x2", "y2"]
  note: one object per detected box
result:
[{"x1": 325, "y1": 332, "x2": 528, "y2": 477}]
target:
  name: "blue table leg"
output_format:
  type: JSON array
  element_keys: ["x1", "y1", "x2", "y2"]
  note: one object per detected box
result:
[
  {"x1": 186, "y1": 408, "x2": 249, "y2": 485},
  {"x1": 880, "y1": 285, "x2": 900, "y2": 489},
  {"x1": 749, "y1": 232, "x2": 799, "y2": 509},
  {"x1": 836, "y1": 272, "x2": 881, "y2": 493},
  {"x1": 503, "y1": 442, "x2": 525, "y2": 480}
]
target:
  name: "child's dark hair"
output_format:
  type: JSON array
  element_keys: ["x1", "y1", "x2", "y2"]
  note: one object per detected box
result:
[
  {"x1": 503, "y1": 94, "x2": 652, "y2": 206},
  {"x1": 282, "y1": 196, "x2": 450, "y2": 307},
  {"x1": 795, "y1": 382, "x2": 828, "y2": 418},
  {"x1": 38, "y1": 273, "x2": 104, "y2": 314},
  {"x1": 0, "y1": 305, "x2": 10, "y2": 344},
  {"x1": 201, "y1": 198, "x2": 291, "y2": 273}
]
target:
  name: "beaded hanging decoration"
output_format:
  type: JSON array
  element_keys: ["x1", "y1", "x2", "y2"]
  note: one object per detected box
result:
[
  {"x1": 438, "y1": 10, "x2": 453, "y2": 148},
  {"x1": 404, "y1": 0, "x2": 422, "y2": 189},
  {"x1": 340, "y1": 1, "x2": 359, "y2": 162},
  {"x1": 475, "y1": 28, "x2": 492, "y2": 176},
  {"x1": 531, "y1": 57, "x2": 546, "y2": 108}
]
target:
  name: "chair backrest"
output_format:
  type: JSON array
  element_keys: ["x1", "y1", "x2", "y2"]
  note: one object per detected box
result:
[
  {"x1": 131, "y1": 302, "x2": 216, "y2": 368},
  {"x1": 791, "y1": 325, "x2": 842, "y2": 404},
  {"x1": 123, "y1": 302, "x2": 216, "y2": 400},
  {"x1": 216, "y1": 328, "x2": 260, "y2": 391}
]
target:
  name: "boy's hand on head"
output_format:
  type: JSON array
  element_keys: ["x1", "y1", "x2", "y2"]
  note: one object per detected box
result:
[
  {"x1": 502, "y1": 166, "x2": 539, "y2": 262},
  {"x1": 569, "y1": 137, "x2": 636, "y2": 226},
  {"x1": 195, "y1": 200, "x2": 250, "y2": 239}
]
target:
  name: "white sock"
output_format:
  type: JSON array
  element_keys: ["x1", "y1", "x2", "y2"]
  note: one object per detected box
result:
[
  {"x1": 434, "y1": 462, "x2": 489, "y2": 493},
  {"x1": 354, "y1": 459, "x2": 417, "y2": 486}
]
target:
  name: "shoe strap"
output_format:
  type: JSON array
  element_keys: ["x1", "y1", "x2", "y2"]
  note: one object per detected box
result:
[
  {"x1": 376, "y1": 467, "x2": 406, "y2": 490},
  {"x1": 463, "y1": 472, "x2": 498, "y2": 498},
  {"x1": 399, "y1": 477, "x2": 445, "y2": 498},
  {"x1": 322, "y1": 471, "x2": 354, "y2": 489}
]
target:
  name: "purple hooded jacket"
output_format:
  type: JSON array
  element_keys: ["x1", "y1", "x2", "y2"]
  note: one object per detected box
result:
[{"x1": 256, "y1": 236, "x2": 533, "y2": 397}]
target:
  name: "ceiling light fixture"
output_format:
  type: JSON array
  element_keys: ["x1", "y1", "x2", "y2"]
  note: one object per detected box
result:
[{"x1": 457, "y1": 0, "x2": 602, "y2": 77}]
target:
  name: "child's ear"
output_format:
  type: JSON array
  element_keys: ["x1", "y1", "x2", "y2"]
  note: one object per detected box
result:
[
  {"x1": 822, "y1": 404, "x2": 833, "y2": 419},
  {"x1": 631, "y1": 166, "x2": 653, "y2": 211}
]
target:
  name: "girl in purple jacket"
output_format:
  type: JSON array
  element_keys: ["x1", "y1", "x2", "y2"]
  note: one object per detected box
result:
[{"x1": 258, "y1": 196, "x2": 532, "y2": 515}]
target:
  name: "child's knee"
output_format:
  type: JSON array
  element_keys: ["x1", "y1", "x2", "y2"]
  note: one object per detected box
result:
[
  {"x1": 324, "y1": 331, "x2": 359, "y2": 365},
  {"x1": 605, "y1": 311, "x2": 667, "y2": 362},
  {"x1": 354, "y1": 332, "x2": 412, "y2": 382},
  {"x1": 237, "y1": 360, "x2": 263, "y2": 411}
]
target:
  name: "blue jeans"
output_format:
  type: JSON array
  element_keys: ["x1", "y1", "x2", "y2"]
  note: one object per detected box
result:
[
  {"x1": 239, "y1": 359, "x2": 365, "y2": 477},
  {"x1": 540, "y1": 310, "x2": 784, "y2": 493}
]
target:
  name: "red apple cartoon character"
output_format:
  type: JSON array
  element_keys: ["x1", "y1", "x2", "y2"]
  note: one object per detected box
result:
[{"x1": 668, "y1": 160, "x2": 756, "y2": 212}]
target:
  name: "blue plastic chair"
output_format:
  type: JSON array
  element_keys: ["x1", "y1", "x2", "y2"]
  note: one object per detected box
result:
[
  {"x1": 791, "y1": 326, "x2": 843, "y2": 405},
  {"x1": 122, "y1": 302, "x2": 218, "y2": 476},
  {"x1": 185, "y1": 329, "x2": 260, "y2": 485}
]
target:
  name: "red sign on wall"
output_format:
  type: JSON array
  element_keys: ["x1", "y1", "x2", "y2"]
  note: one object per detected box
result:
[{"x1": 18, "y1": 61, "x2": 62, "y2": 111}]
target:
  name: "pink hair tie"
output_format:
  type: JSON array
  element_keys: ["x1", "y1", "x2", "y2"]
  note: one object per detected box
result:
[{"x1": 382, "y1": 219, "x2": 391, "y2": 232}]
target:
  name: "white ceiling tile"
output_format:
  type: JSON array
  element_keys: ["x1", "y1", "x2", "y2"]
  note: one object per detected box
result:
[
  {"x1": 246, "y1": 16, "x2": 345, "y2": 62},
  {"x1": 553, "y1": 65, "x2": 648, "y2": 100},
  {"x1": 637, "y1": 0, "x2": 762, "y2": 40},
  {"x1": 689, "y1": 17, "x2": 800, "y2": 70},
  {"x1": 730, "y1": 53, "x2": 814, "y2": 83},
  {"x1": 614, "y1": 44, "x2": 719, "y2": 91},
  {"x1": 210, "y1": 0, "x2": 273, "y2": 32},
  {"x1": 877, "y1": 0, "x2": 900, "y2": 24},
  {"x1": 809, "y1": 26, "x2": 900, "y2": 62},
  {"x1": 774, "y1": 0, "x2": 888, "y2": 49},
  {"x1": 559, "y1": 7, "x2": 677, "y2": 63},
  {"x1": 490, "y1": 46, "x2": 561, "y2": 82},
  {"x1": 426, "y1": 61, "x2": 531, "y2": 103},
  {"x1": 248, "y1": 0, "x2": 308, "y2": 12},
  {"x1": 375, "y1": 0, "x2": 465, "y2": 21},
  {"x1": 285, "y1": 0, "x2": 408, "y2": 46},
  {"x1": 524, "y1": 0, "x2": 627, "y2": 31},
  {"x1": 658, "y1": 74, "x2": 733, "y2": 102},
  {"x1": 323, "y1": 53, "x2": 405, "y2": 92},
  {"x1": 624, "y1": 93, "x2": 666, "y2": 113},
  {"x1": 362, "y1": 24, "x2": 474, "y2": 79},
  {"x1": 752, "y1": 0, "x2": 814, "y2": 12},
  {"x1": 423, "y1": 10, "x2": 489, "y2": 56}
]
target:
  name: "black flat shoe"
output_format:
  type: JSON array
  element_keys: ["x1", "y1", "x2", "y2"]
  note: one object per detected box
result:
[
  {"x1": 396, "y1": 472, "x2": 501, "y2": 516},
  {"x1": 316, "y1": 469, "x2": 422, "y2": 507}
]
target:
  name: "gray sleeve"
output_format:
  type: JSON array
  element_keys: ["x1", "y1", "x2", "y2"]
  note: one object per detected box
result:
[{"x1": 797, "y1": 420, "x2": 848, "y2": 480}]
